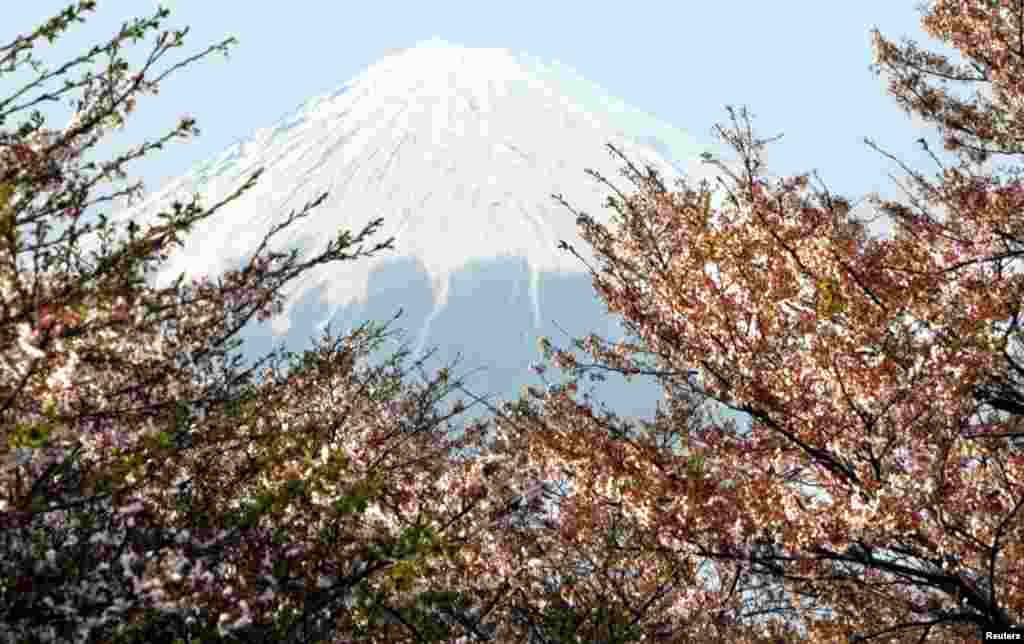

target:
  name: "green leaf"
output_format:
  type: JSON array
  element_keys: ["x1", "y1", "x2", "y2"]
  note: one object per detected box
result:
[
  {"x1": 9, "y1": 420, "x2": 55, "y2": 449},
  {"x1": 285, "y1": 478, "x2": 304, "y2": 497},
  {"x1": 0, "y1": 182, "x2": 15, "y2": 211},
  {"x1": 334, "y1": 497, "x2": 353, "y2": 515},
  {"x1": 334, "y1": 491, "x2": 369, "y2": 516},
  {"x1": 273, "y1": 558, "x2": 288, "y2": 579}
]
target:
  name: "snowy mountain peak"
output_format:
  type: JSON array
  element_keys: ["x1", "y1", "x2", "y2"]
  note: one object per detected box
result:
[
  {"x1": 410, "y1": 36, "x2": 463, "y2": 50},
  {"x1": 110, "y1": 42, "x2": 720, "y2": 399}
]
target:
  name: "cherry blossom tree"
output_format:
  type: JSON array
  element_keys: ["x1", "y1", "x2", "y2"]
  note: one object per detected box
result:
[
  {"x1": 0, "y1": 5, "x2": 546, "y2": 643},
  {"x1": 463, "y1": 1, "x2": 1024, "y2": 641}
]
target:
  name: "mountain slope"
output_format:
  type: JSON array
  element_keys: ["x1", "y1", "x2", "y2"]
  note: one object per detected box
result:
[{"x1": 109, "y1": 37, "x2": 726, "y2": 420}]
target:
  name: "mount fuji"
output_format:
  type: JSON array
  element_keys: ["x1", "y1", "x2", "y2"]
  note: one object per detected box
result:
[{"x1": 108, "y1": 37, "x2": 726, "y2": 421}]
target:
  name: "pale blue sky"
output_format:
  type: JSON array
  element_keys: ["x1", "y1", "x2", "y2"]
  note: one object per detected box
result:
[{"x1": 5, "y1": 1, "x2": 969, "y2": 226}]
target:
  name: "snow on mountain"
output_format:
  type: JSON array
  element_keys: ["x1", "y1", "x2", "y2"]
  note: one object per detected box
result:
[{"x1": 106, "y1": 37, "x2": 735, "y2": 421}]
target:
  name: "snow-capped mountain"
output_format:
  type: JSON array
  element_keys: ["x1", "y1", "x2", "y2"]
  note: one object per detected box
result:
[{"x1": 109, "y1": 37, "x2": 728, "y2": 421}]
